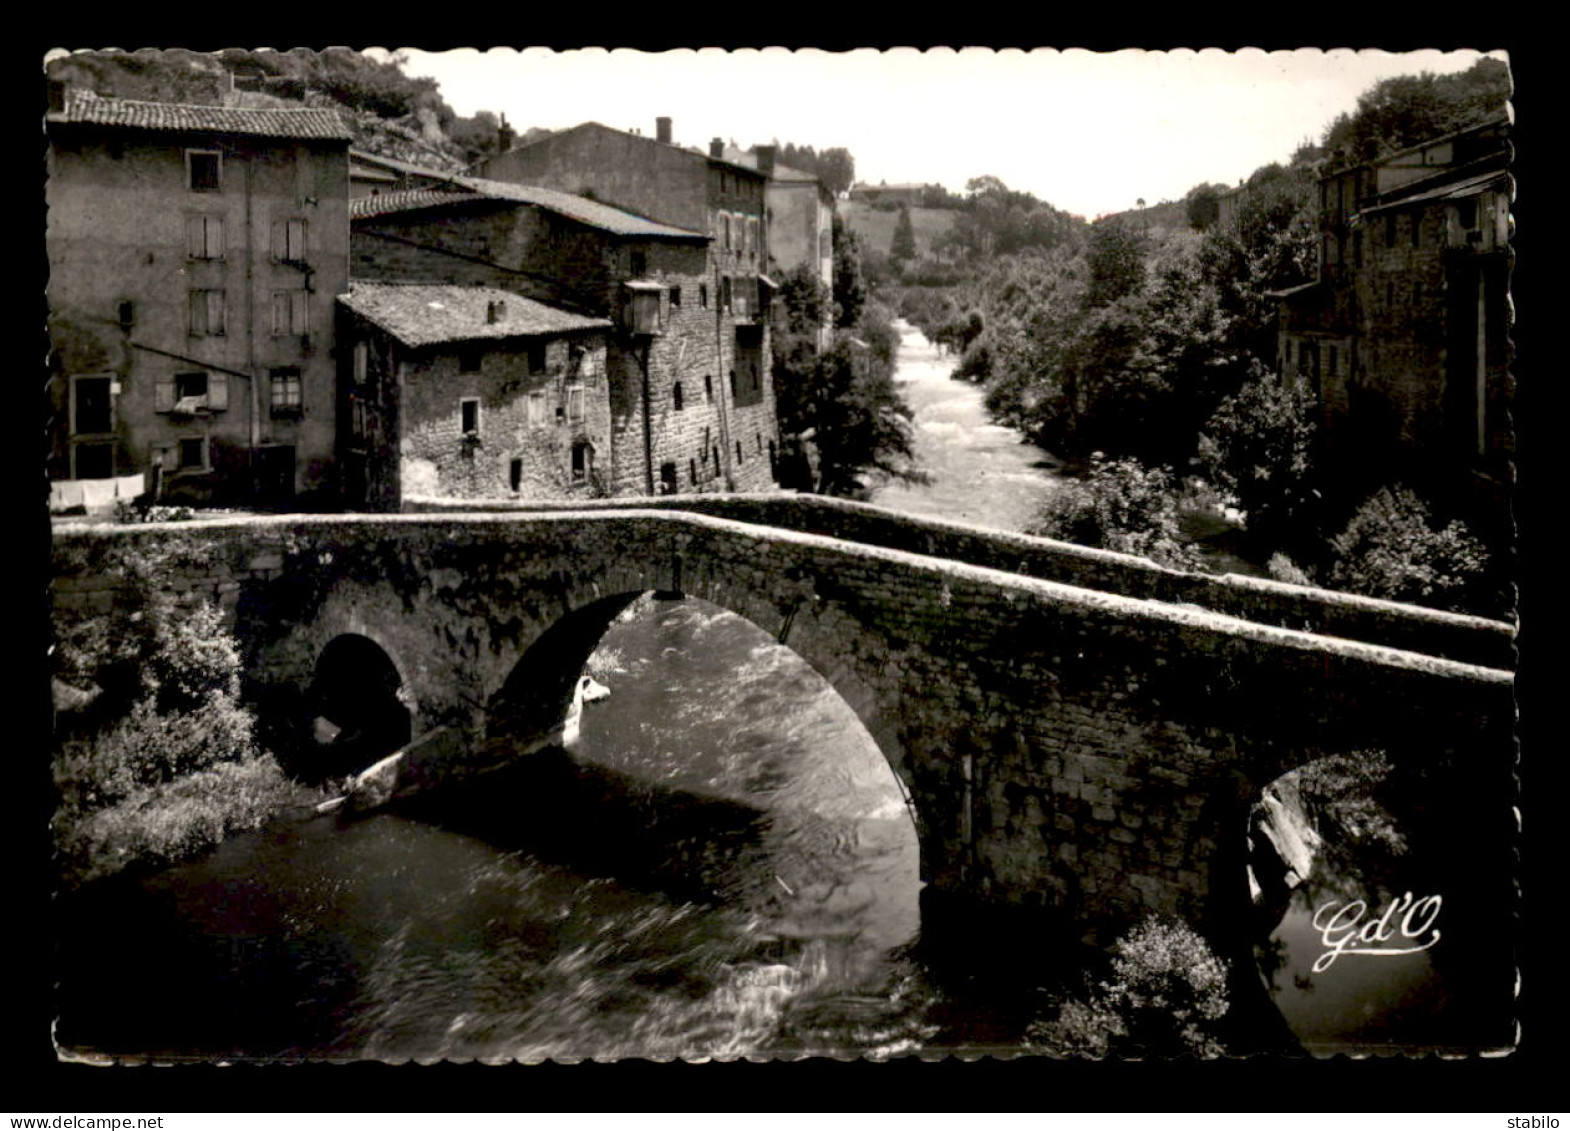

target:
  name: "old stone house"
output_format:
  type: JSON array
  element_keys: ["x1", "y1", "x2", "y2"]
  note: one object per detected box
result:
[
  {"x1": 723, "y1": 145, "x2": 835, "y2": 350},
  {"x1": 337, "y1": 283, "x2": 613, "y2": 510},
  {"x1": 1275, "y1": 118, "x2": 1512, "y2": 522},
  {"x1": 474, "y1": 119, "x2": 781, "y2": 493},
  {"x1": 45, "y1": 89, "x2": 352, "y2": 509}
]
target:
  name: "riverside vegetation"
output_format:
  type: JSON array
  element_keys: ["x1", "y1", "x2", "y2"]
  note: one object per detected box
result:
[{"x1": 52, "y1": 539, "x2": 318, "y2": 888}]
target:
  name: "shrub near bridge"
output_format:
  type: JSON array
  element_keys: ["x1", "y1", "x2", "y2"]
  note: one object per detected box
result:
[{"x1": 52, "y1": 543, "x2": 310, "y2": 887}]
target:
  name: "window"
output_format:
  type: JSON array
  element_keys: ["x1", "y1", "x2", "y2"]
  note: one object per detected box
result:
[
  {"x1": 458, "y1": 345, "x2": 484, "y2": 374},
  {"x1": 187, "y1": 150, "x2": 221, "y2": 193},
  {"x1": 670, "y1": 286, "x2": 681, "y2": 309},
  {"x1": 689, "y1": 458, "x2": 698, "y2": 485},
  {"x1": 1456, "y1": 199, "x2": 1478, "y2": 230},
  {"x1": 189, "y1": 289, "x2": 225, "y2": 336},
  {"x1": 721, "y1": 276, "x2": 732, "y2": 310},
  {"x1": 567, "y1": 385, "x2": 585, "y2": 425},
  {"x1": 510, "y1": 458, "x2": 524, "y2": 492},
  {"x1": 756, "y1": 433, "x2": 763, "y2": 454},
  {"x1": 573, "y1": 442, "x2": 594, "y2": 483},
  {"x1": 704, "y1": 373, "x2": 713, "y2": 401},
  {"x1": 272, "y1": 218, "x2": 307, "y2": 263},
  {"x1": 526, "y1": 340, "x2": 547, "y2": 375},
  {"x1": 271, "y1": 290, "x2": 308, "y2": 336},
  {"x1": 157, "y1": 370, "x2": 228, "y2": 414},
  {"x1": 722, "y1": 214, "x2": 732, "y2": 251},
  {"x1": 673, "y1": 382, "x2": 684, "y2": 411},
  {"x1": 699, "y1": 283, "x2": 708, "y2": 308},
  {"x1": 269, "y1": 367, "x2": 303, "y2": 417},
  {"x1": 658, "y1": 461, "x2": 677, "y2": 495},
  {"x1": 117, "y1": 301, "x2": 135, "y2": 329},
  {"x1": 72, "y1": 376, "x2": 113, "y2": 435},
  {"x1": 528, "y1": 390, "x2": 547, "y2": 426},
  {"x1": 736, "y1": 440, "x2": 744, "y2": 463},
  {"x1": 73, "y1": 442, "x2": 114, "y2": 480},
  {"x1": 712, "y1": 445, "x2": 721, "y2": 471},
  {"x1": 630, "y1": 249, "x2": 647, "y2": 277},
  {"x1": 179, "y1": 437, "x2": 208, "y2": 470},
  {"x1": 349, "y1": 394, "x2": 369, "y2": 440},
  {"x1": 186, "y1": 215, "x2": 224, "y2": 260},
  {"x1": 746, "y1": 216, "x2": 759, "y2": 259},
  {"x1": 353, "y1": 342, "x2": 369, "y2": 386},
  {"x1": 461, "y1": 397, "x2": 480, "y2": 435}
]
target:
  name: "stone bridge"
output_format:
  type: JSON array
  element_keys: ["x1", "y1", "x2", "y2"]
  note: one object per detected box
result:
[{"x1": 51, "y1": 495, "x2": 1516, "y2": 944}]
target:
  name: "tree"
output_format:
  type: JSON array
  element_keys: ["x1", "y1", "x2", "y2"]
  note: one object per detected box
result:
[
  {"x1": 1184, "y1": 183, "x2": 1225, "y2": 231},
  {"x1": 890, "y1": 204, "x2": 918, "y2": 263},
  {"x1": 1027, "y1": 917, "x2": 1230, "y2": 1058},
  {"x1": 1324, "y1": 486, "x2": 1490, "y2": 612},
  {"x1": 1321, "y1": 58, "x2": 1511, "y2": 162},
  {"x1": 1029, "y1": 455, "x2": 1202, "y2": 571},
  {"x1": 831, "y1": 214, "x2": 868, "y2": 329},
  {"x1": 1197, "y1": 365, "x2": 1318, "y2": 551}
]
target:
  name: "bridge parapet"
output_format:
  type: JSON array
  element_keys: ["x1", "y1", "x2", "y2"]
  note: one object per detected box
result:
[{"x1": 405, "y1": 493, "x2": 1516, "y2": 670}]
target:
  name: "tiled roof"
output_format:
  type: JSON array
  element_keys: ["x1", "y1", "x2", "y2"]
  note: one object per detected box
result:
[
  {"x1": 352, "y1": 172, "x2": 706, "y2": 241},
  {"x1": 349, "y1": 148, "x2": 464, "y2": 180},
  {"x1": 339, "y1": 283, "x2": 611, "y2": 349},
  {"x1": 350, "y1": 189, "x2": 492, "y2": 221},
  {"x1": 452, "y1": 175, "x2": 708, "y2": 240},
  {"x1": 48, "y1": 90, "x2": 352, "y2": 141},
  {"x1": 1363, "y1": 165, "x2": 1511, "y2": 214}
]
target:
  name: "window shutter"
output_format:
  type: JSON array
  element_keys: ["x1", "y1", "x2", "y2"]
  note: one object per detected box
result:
[
  {"x1": 187, "y1": 216, "x2": 204, "y2": 258},
  {"x1": 209, "y1": 291, "x2": 225, "y2": 336},
  {"x1": 155, "y1": 374, "x2": 175, "y2": 412},
  {"x1": 289, "y1": 219, "x2": 306, "y2": 261},
  {"x1": 207, "y1": 372, "x2": 228, "y2": 411},
  {"x1": 189, "y1": 291, "x2": 204, "y2": 335},
  {"x1": 272, "y1": 293, "x2": 287, "y2": 335},
  {"x1": 291, "y1": 291, "x2": 309, "y2": 333},
  {"x1": 208, "y1": 216, "x2": 224, "y2": 259},
  {"x1": 271, "y1": 219, "x2": 287, "y2": 261}
]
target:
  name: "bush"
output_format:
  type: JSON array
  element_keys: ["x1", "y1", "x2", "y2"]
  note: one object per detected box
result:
[
  {"x1": 1030, "y1": 456, "x2": 1203, "y2": 571},
  {"x1": 57, "y1": 754, "x2": 300, "y2": 887},
  {"x1": 1026, "y1": 917, "x2": 1230, "y2": 1058},
  {"x1": 1197, "y1": 365, "x2": 1317, "y2": 550},
  {"x1": 1325, "y1": 486, "x2": 1489, "y2": 612}
]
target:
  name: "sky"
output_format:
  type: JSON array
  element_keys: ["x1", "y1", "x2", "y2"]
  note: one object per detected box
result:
[{"x1": 385, "y1": 47, "x2": 1506, "y2": 219}]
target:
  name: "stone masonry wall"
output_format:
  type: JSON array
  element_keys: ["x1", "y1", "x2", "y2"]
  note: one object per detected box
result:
[
  {"x1": 405, "y1": 493, "x2": 1515, "y2": 670},
  {"x1": 52, "y1": 511, "x2": 1513, "y2": 943}
]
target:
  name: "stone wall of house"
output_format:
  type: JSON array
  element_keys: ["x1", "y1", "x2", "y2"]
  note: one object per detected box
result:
[
  {"x1": 47, "y1": 129, "x2": 349, "y2": 505},
  {"x1": 396, "y1": 333, "x2": 613, "y2": 500}
]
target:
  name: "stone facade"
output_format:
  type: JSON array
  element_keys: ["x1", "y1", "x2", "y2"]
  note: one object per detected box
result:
[
  {"x1": 1277, "y1": 119, "x2": 1512, "y2": 518},
  {"x1": 45, "y1": 94, "x2": 352, "y2": 508},
  {"x1": 53, "y1": 508, "x2": 1514, "y2": 947},
  {"x1": 351, "y1": 188, "x2": 780, "y2": 496},
  {"x1": 335, "y1": 288, "x2": 614, "y2": 510},
  {"x1": 475, "y1": 121, "x2": 780, "y2": 493}
]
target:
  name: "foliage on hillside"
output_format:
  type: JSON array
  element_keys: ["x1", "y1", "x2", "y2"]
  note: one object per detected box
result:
[
  {"x1": 1321, "y1": 57, "x2": 1511, "y2": 162},
  {"x1": 770, "y1": 142, "x2": 857, "y2": 197},
  {"x1": 47, "y1": 48, "x2": 511, "y2": 169},
  {"x1": 773, "y1": 224, "x2": 924, "y2": 497}
]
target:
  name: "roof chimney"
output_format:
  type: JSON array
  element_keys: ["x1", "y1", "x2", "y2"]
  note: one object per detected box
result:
[
  {"x1": 498, "y1": 112, "x2": 515, "y2": 154},
  {"x1": 487, "y1": 299, "x2": 504, "y2": 324},
  {"x1": 710, "y1": 137, "x2": 724, "y2": 160},
  {"x1": 756, "y1": 145, "x2": 777, "y2": 178},
  {"x1": 656, "y1": 116, "x2": 672, "y2": 144}
]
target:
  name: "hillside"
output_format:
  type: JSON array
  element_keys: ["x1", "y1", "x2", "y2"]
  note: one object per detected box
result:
[
  {"x1": 840, "y1": 200, "x2": 958, "y2": 261},
  {"x1": 45, "y1": 48, "x2": 497, "y2": 173}
]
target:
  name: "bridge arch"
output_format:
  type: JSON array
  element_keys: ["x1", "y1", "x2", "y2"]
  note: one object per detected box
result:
[
  {"x1": 482, "y1": 585, "x2": 927, "y2": 874},
  {"x1": 299, "y1": 632, "x2": 415, "y2": 781}
]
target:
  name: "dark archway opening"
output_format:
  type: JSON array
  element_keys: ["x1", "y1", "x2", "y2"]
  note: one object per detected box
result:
[{"x1": 300, "y1": 633, "x2": 413, "y2": 783}]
